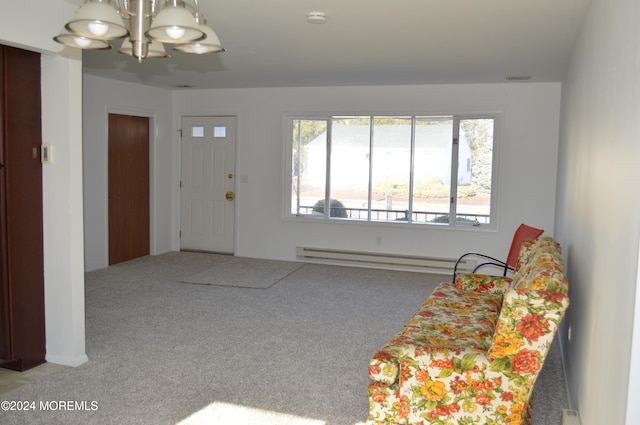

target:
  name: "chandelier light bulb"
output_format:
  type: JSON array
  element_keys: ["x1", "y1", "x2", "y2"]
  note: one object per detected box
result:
[
  {"x1": 74, "y1": 36, "x2": 93, "y2": 48},
  {"x1": 88, "y1": 21, "x2": 109, "y2": 37},
  {"x1": 191, "y1": 45, "x2": 208, "y2": 54},
  {"x1": 165, "y1": 26, "x2": 186, "y2": 40}
]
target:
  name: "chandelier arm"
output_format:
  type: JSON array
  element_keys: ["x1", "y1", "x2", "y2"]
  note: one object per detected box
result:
[
  {"x1": 121, "y1": 0, "x2": 160, "y2": 19},
  {"x1": 149, "y1": 0, "x2": 158, "y2": 16},
  {"x1": 111, "y1": 0, "x2": 122, "y2": 17},
  {"x1": 121, "y1": 0, "x2": 131, "y2": 17}
]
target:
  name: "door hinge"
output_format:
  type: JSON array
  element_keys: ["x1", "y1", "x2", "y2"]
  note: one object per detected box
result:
[
  {"x1": 453, "y1": 137, "x2": 459, "y2": 145},
  {"x1": 178, "y1": 129, "x2": 183, "y2": 138},
  {"x1": 179, "y1": 230, "x2": 181, "y2": 238}
]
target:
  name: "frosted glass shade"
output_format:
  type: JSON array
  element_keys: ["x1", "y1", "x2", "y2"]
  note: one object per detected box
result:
[
  {"x1": 173, "y1": 23, "x2": 224, "y2": 54},
  {"x1": 146, "y1": 6, "x2": 204, "y2": 43},
  {"x1": 65, "y1": 1, "x2": 128, "y2": 40},
  {"x1": 53, "y1": 28, "x2": 112, "y2": 50}
]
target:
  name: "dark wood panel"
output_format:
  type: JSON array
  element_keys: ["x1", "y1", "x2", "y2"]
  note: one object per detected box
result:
[
  {"x1": 108, "y1": 114, "x2": 150, "y2": 265},
  {"x1": 0, "y1": 45, "x2": 45, "y2": 370},
  {"x1": 0, "y1": 45, "x2": 8, "y2": 361}
]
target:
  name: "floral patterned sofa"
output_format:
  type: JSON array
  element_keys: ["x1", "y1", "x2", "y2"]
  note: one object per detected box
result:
[{"x1": 367, "y1": 236, "x2": 569, "y2": 425}]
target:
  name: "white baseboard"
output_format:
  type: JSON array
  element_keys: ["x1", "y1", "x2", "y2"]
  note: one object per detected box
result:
[{"x1": 45, "y1": 353, "x2": 89, "y2": 367}]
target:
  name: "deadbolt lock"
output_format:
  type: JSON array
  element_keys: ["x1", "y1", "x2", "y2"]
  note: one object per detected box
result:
[{"x1": 225, "y1": 191, "x2": 235, "y2": 201}]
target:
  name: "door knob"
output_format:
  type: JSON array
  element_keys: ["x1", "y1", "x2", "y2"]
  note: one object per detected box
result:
[{"x1": 225, "y1": 191, "x2": 235, "y2": 201}]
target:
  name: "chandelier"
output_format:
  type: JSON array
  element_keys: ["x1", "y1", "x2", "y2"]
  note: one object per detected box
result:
[{"x1": 54, "y1": 0, "x2": 224, "y2": 62}]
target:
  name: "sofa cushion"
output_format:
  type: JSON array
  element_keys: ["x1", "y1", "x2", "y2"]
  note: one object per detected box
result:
[
  {"x1": 403, "y1": 303, "x2": 499, "y2": 351},
  {"x1": 426, "y1": 282, "x2": 504, "y2": 312},
  {"x1": 368, "y1": 291, "x2": 500, "y2": 385}
]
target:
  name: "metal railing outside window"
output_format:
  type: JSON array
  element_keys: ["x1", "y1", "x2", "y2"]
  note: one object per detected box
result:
[{"x1": 298, "y1": 205, "x2": 489, "y2": 225}]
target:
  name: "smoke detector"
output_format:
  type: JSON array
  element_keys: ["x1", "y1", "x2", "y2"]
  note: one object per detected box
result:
[{"x1": 307, "y1": 12, "x2": 327, "y2": 24}]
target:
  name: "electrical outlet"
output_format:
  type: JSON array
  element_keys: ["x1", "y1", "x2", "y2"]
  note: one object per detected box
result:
[
  {"x1": 562, "y1": 409, "x2": 581, "y2": 425},
  {"x1": 375, "y1": 236, "x2": 382, "y2": 246}
]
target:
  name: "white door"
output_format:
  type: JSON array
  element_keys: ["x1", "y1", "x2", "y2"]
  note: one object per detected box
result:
[{"x1": 180, "y1": 116, "x2": 236, "y2": 253}]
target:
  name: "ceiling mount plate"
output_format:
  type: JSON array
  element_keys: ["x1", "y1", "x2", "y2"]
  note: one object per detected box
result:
[{"x1": 307, "y1": 12, "x2": 327, "y2": 24}]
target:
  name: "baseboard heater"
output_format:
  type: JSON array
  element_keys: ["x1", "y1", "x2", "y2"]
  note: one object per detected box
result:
[{"x1": 296, "y1": 246, "x2": 476, "y2": 274}]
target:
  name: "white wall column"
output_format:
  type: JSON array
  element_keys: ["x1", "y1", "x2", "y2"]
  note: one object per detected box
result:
[{"x1": 41, "y1": 53, "x2": 88, "y2": 366}]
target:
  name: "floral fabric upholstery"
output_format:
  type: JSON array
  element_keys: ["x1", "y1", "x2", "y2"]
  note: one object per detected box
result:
[{"x1": 367, "y1": 236, "x2": 569, "y2": 425}]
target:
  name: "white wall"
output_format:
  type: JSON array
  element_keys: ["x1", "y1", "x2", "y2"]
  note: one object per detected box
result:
[
  {"x1": 0, "y1": 1, "x2": 76, "y2": 55},
  {"x1": 83, "y1": 75, "x2": 174, "y2": 272},
  {"x1": 556, "y1": 0, "x2": 640, "y2": 423},
  {"x1": 171, "y1": 83, "x2": 561, "y2": 263}
]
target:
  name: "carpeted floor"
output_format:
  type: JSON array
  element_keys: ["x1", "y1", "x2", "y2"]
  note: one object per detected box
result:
[{"x1": 0, "y1": 252, "x2": 568, "y2": 424}]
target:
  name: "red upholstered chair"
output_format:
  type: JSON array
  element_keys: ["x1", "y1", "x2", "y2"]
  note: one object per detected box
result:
[{"x1": 452, "y1": 223, "x2": 544, "y2": 282}]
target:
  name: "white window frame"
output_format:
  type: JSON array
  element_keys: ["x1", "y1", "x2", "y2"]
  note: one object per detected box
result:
[{"x1": 283, "y1": 113, "x2": 500, "y2": 228}]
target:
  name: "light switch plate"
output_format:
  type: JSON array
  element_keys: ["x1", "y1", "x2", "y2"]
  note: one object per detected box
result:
[{"x1": 41, "y1": 144, "x2": 53, "y2": 164}]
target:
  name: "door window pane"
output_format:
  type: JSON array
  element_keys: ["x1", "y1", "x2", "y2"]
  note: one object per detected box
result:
[
  {"x1": 191, "y1": 126, "x2": 204, "y2": 137},
  {"x1": 213, "y1": 126, "x2": 226, "y2": 138}
]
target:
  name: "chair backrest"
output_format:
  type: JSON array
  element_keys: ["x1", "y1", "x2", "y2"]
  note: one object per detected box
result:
[{"x1": 505, "y1": 223, "x2": 544, "y2": 268}]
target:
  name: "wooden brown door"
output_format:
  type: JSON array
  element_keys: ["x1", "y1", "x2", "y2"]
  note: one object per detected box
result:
[
  {"x1": 108, "y1": 114, "x2": 150, "y2": 265},
  {"x1": 0, "y1": 45, "x2": 45, "y2": 370}
]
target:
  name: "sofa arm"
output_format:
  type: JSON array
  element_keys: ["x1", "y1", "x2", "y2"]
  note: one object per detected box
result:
[
  {"x1": 490, "y1": 288, "x2": 569, "y2": 364},
  {"x1": 369, "y1": 346, "x2": 402, "y2": 385},
  {"x1": 368, "y1": 344, "x2": 537, "y2": 424},
  {"x1": 455, "y1": 273, "x2": 512, "y2": 293}
]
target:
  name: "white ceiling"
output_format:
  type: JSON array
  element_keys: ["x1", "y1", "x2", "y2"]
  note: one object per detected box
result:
[{"x1": 77, "y1": 0, "x2": 591, "y2": 90}]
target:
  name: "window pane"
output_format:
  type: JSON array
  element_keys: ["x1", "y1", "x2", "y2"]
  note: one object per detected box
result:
[
  {"x1": 292, "y1": 119, "x2": 327, "y2": 216},
  {"x1": 213, "y1": 126, "x2": 226, "y2": 138},
  {"x1": 457, "y1": 118, "x2": 494, "y2": 224},
  {"x1": 191, "y1": 126, "x2": 204, "y2": 137},
  {"x1": 329, "y1": 117, "x2": 371, "y2": 220},
  {"x1": 413, "y1": 117, "x2": 453, "y2": 224},
  {"x1": 369, "y1": 117, "x2": 413, "y2": 222}
]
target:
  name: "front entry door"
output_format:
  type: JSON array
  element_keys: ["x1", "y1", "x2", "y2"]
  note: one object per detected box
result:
[{"x1": 180, "y1": 116, "x2": 236, "y2": 253}]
